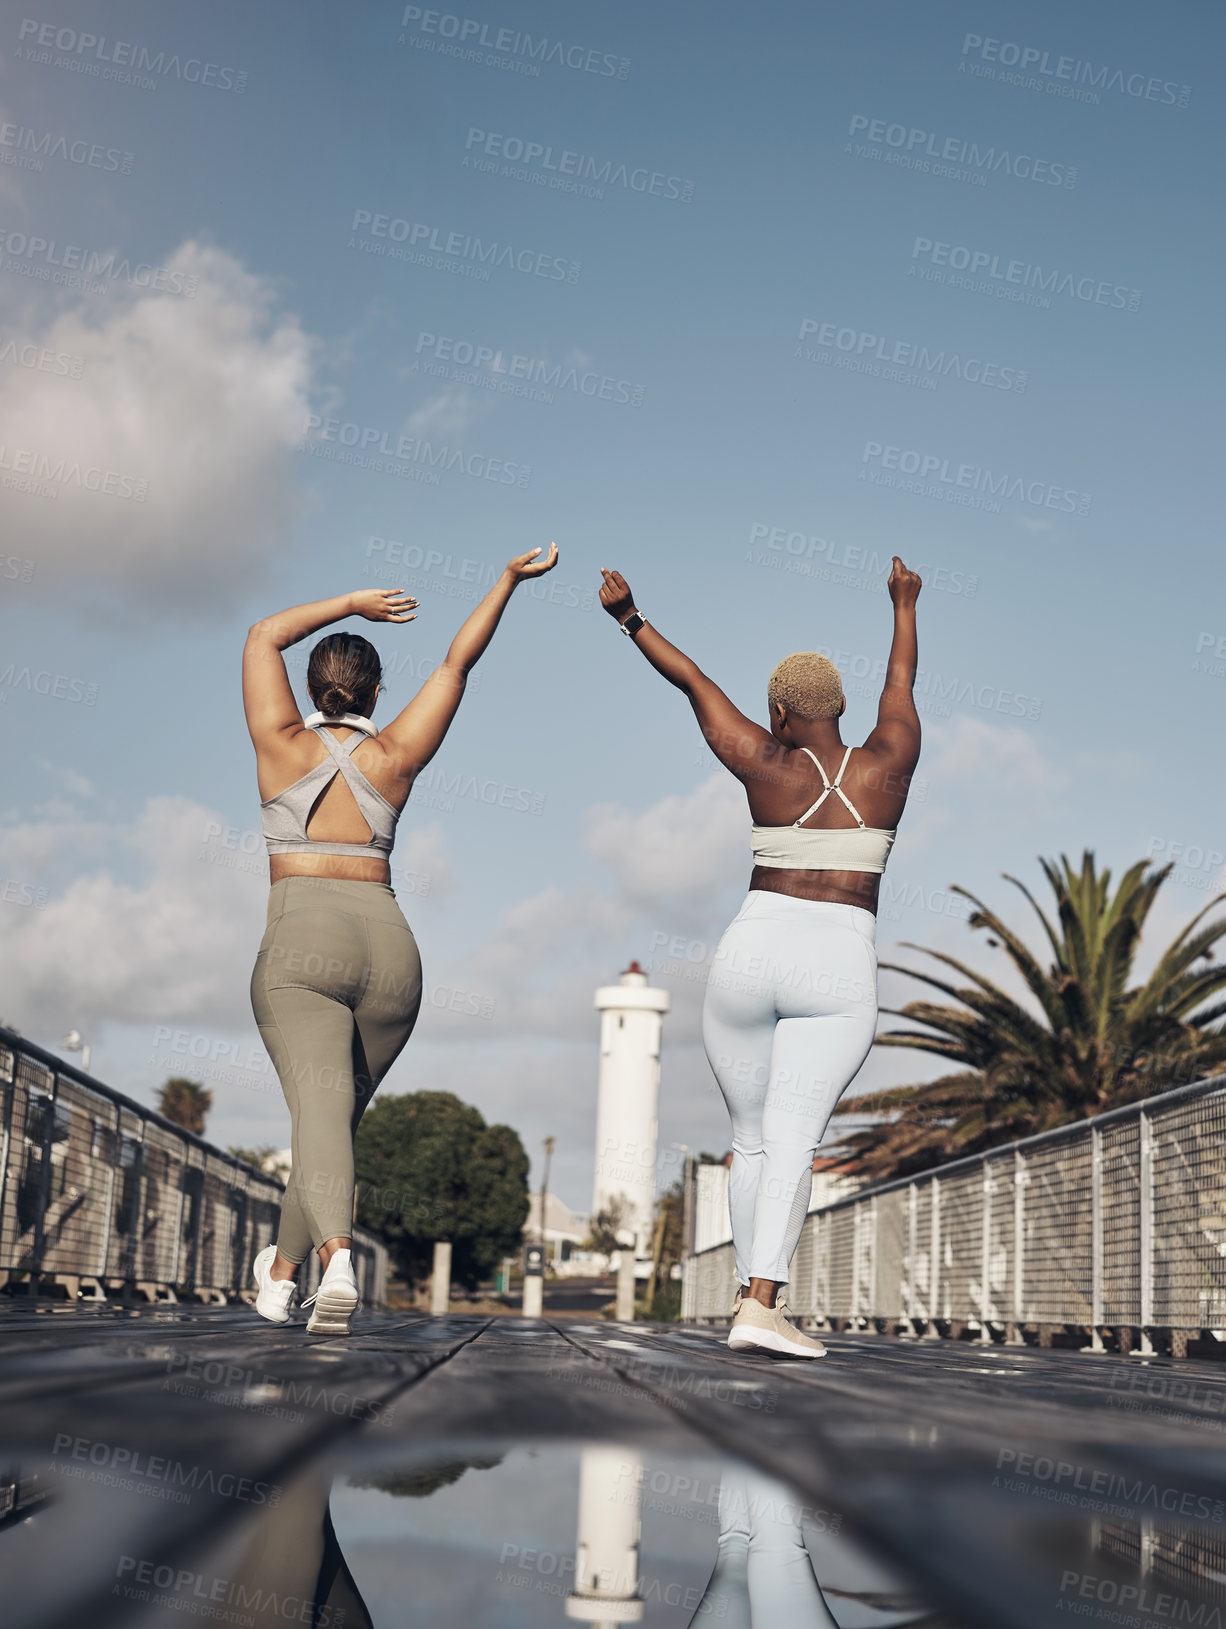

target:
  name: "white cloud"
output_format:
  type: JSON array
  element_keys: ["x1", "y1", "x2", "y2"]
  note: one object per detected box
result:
[
  {"x1": 401, "y1": 384, "x2": 487, "y2": 439},
  {"x1": 0, "y1": 240, "x2": 313, "y2": 610},
  {"x1": 584, "y1": 772, "x2": 746, "y2": 926},
  {"x1": 925, "y1": 715, "x2": 1057, "y2": 793},
  {"x1": 0, "y1": 796, "x2": 269, "y2": 1037}
]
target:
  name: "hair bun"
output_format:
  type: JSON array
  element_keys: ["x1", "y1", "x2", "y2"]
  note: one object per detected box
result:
[
  {"x1": 319, "y1": 683, "x2": 355, "y2": 716},
  {"x1": 306, "y1": 632, "x2": 381, "y2": 720}
]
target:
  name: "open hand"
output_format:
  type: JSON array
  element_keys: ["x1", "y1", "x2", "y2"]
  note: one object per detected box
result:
[
  {"x1": 599, "y1": 568, "x2": 636, "y2": 623},
  {"x1": 888, "y1": 557, "x2": 922, "y2": 609},
  {"x1": 507, "y1": 542, "x2": 559, "y2": 580},
  {"x1": 350, "y1": 589, "x2": 418, "y2": 623}
]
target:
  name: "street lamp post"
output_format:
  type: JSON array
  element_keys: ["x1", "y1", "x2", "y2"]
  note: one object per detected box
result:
[
  {"x1": 61, "y1": 1030, "x2": 91, "y2": 1073},
  {"x1": 539, "y1": 1135, "x2": 554, "y2": 1260},
  {"x1": 672, "y1": 1143, "x2": 695, "y2": 1259}
]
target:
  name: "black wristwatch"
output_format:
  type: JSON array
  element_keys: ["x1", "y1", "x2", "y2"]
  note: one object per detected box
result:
[{"x1": 620, "y1": 610, "x2": 647, "y2": 637}]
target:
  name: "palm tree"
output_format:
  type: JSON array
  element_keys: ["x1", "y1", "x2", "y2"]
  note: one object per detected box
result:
[
  {"x1": 831, "y1": 853, "x2": 1226, "y2": 1181},
  {"x1": 156, "y1": 1076, "x2": 213, "y2": 1137}
]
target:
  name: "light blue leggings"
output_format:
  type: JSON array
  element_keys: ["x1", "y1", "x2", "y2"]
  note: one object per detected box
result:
[{"x1": 702, "y1": 892, "x2": 878, "y2": 1285}]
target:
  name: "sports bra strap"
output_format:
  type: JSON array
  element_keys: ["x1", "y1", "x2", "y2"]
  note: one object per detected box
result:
[
  {"x1": 792, "y1": 746, "x2": 867, "y2": 830},
  {"x1": 798, "y1": 746, "x2": 831, "y2": 788},
  {"x1": 313, "y1": 728, "x2": 366, "y2": 761}
]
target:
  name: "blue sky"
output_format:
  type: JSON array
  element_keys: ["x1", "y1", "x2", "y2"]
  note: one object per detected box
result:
[{"x1": 1, "y1": 0, "x2": 1223, "y2": 1213}]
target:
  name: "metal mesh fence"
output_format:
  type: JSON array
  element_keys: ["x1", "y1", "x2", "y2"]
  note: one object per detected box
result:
[
  {"x1": 1152, "y1": 1093, "x2": 1226, "y2": 1330},
  {"x1": 1021, "y1": 1139, "x2": 1093, "y2": 1324},
  {"x1": 984, "y1": 1154, "x2": 1015, "y2": 1324},
  {"x1": 0, "y1": 1028, "x2": 388, "y2": 1303},
  {"x1": 827, "y1": 1206, "x2": 855, "y2": 1320},
  {"x1": 684, "y1": 1073, "x2": 1226, "y2": 1344},
  {"x1": 875, "y1": 1188, "x2": 907, "y2": 1321},
  {"x1": 911, "y1": 1184, "x2": 934, "y2": 1323},
  {"x1": 939, "y1": 1168, "x2": 982, "y2": 1322},
  {"x1": 39, "y1": 1077, "x2": 116, "y2": 1278},
  {"x1": 1101, "y1": 1121, "x2": 1141, "y2": 1326}
]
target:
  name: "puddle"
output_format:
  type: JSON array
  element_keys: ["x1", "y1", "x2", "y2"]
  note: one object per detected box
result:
[{"x1": 127, "y1": 1440, "x2": 944, "y2": 1628}]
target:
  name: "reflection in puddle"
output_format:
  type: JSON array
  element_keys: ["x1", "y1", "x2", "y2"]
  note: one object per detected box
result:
[{"x1": 202, "y1": 1441, "x2": 939, "y2": 1627}]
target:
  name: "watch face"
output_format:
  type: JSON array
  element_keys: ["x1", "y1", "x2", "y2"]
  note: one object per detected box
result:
[{"x1": 624, "y1": 613, "x2": 643, "y2": 634}]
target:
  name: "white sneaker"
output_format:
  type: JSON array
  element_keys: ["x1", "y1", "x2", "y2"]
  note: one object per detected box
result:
[
  {"x1": 727, "y1": 1295, "x2": 827, "y2": 1359},
  {"x1": 252, "y1": 1246, "x2": 296, "y2": 1325},
  {"x1": 302, "y1": 1248, "x2": 359, "y2": 1336}
]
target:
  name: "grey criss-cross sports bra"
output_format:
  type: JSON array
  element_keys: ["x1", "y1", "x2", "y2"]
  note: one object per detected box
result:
[{"x1": 261, "y1": 713, "x2": 400, "y2": 859}]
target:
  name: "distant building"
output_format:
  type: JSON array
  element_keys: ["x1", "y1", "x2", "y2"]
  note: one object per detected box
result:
[
  {"x1": 692, "y1": 1153, "x2": 860, "y2": 1254},
  {"x1": 523, "y1": 1192, "x2": 607, "y2": 1277}
]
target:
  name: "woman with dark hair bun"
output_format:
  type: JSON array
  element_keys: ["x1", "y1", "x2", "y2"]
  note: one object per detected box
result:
[{"x1": 242, "y1": 546, "x2": 558, "y2": 1334}]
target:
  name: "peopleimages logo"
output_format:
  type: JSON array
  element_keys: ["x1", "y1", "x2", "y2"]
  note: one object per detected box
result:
[
  {"x1": 958, "y1": 32, "x2": 1191, "y2": 108},
  {"x1": 0, "y1": 119, "x2": 134, "y2": 174},
  {"x1": 414, "y1": 332, "x2": 644, "y2": 407},
  {"x1": 349, "y1": 210, "x2": 581, "y2": 284},
  {"x1": 397, "y1": 9, "x2": 630, "y2": 79},
  {"x1": 14, "y1": 18, "x2": 248, "y2": 92},
  {"x1": 298, "y1": 414, "x2": 530, "y2": 487},
  {"x1": 0, "y1": 330, "x2": 84, "y2": 378},
  {"x1": 860, "y1": 441, "x2": 1091, "y2": 516},
  {"x1": 910, "y1": 236, "x2": 1141, "y2": 312},
  {"x1": 0, "y1": 443, "x2": 148, "y2": 500},
  {"x1": 463, "y1": 128, "x2": 694, "y2": 202},
  {"x1": 846, "y1": 114, "x2": 1076, "y2": 187},
  {"x1": 797, "y1": 318, "x2": 1026, "y2": 394},
  {"x1": 0, "y1": 227, "x2": 198, "y2": 295}
]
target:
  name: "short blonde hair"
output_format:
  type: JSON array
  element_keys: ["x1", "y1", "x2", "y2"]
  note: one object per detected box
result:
[{"x1": 767, "y1": 651, "x2": 844, "y2": 721}]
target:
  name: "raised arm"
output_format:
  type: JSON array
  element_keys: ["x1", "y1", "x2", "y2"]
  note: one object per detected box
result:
[
  {"x1": 598, "y1": 568, "x2": 779, "y2": 784},
  {"x1": 242, "y1": 589, "x2": 415, "y2": 752},
  {"x1": 379, "y1": 544, "x2": 558, "y2": 772},
  {"x1": 863, "y1": 557, "x2": 922, "y2": 768}
]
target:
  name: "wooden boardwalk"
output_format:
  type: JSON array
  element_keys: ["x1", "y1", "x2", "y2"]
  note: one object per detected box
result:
[{"x1": 3, "y1": 1304, "x2": 1226, "y2": 1627}]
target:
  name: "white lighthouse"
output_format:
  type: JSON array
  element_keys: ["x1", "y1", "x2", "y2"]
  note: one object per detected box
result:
[
  {"x1": 565, "y1": 1446, "x2": 644, "y2": 1625},
  {"x1": 592, "y1": 961, "x2": 670, "y2": 1260}
]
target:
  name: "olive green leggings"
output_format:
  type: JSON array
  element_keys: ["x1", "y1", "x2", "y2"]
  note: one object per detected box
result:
[{"x1": 250, "y1": 877, "x2": 422, "y2": 1262}]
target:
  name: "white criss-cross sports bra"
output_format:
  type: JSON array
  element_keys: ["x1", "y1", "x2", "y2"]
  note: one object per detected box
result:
[
  {"x1": 750, "y1": 746, "x2": 896, "y2": 874},
  {"x1": 261, "y1": 713, "x2": 400, "y2": 860}
]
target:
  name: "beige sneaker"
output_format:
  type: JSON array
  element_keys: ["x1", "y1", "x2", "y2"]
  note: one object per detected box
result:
[{"x1": 727, "y1": 1295, "x2": 827, "y2": 1358}]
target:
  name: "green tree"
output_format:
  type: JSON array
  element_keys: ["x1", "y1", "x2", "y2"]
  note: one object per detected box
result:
[
  {"x1": 354, "y1": 1091, "x2": 530, "y2": 1290},
  {"x1": 833, "y1": 852, "x2": 1226, "y2": 1181},
  {"x1": 346, "y1": 1452, "x2": 504, "y2": 1499},
  {"x1": 583, "y1": 1195, "x2": 630, "y2": 1259},
  {"x1": 226, "y1": 1144, "x2": 277, "y2": 1171},
  {"x1": 156, "y1": 1077, "x2": 212, "y2": 1136}
]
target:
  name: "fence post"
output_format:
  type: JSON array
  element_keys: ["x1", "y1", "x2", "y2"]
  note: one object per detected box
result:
[
  {"x1": 980, "y1": 1159, "x2": 993, "y2": 1345},
  {"x1": 1090, "y1": 1127, "x2": 1104, "y2": 1351},
  {"x1": 616, "y1": 1250, "x2": 636, "y2": 1323},
  {"x1": 1139, "y1": 1111, "x2": 1154, "y2": 1354},
  {"x1": 905, "y1": 1182, "x2": 917, "y2": 1330},
  {"x1": 1014, "y1": 1153, "x2": 1026, "y2": 1314},
  {"x1": 921, "y1": 1178, "x2": 942, "y2": 1338},
  {"x1": 430, "y1": 1240, "x2": 451, "y2": 1315}
]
